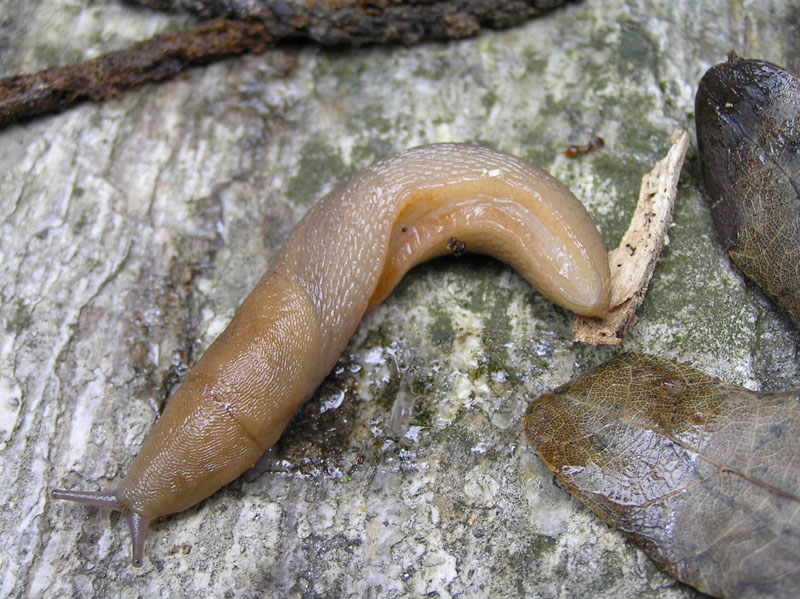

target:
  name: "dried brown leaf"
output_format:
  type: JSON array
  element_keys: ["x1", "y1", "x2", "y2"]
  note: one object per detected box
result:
[
  {"x1": 523, "y1": 352, "x2": 800, "y2": 598},
  {"x1": 696, "y1": 53, "x2": 800, "y2": 329}
]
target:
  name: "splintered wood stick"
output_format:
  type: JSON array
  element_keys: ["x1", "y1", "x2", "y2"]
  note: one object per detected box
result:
[{"x1": 573, "y1": 129, "x2": 690, "y2": 345}]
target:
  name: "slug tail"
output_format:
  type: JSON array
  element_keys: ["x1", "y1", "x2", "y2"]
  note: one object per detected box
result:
[{"x1": 52, "y1": 488, "x2": 151, "y2": 566}]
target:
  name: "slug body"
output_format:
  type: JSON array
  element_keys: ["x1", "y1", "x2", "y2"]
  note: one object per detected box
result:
[{"x1": 53, "y1": 143, "x2": 610, "y2": 565}]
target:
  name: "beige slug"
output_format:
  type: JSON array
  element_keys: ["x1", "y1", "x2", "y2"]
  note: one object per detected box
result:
[{"x1": 52, "y1": 143, "x2": 610, "y2": 566}]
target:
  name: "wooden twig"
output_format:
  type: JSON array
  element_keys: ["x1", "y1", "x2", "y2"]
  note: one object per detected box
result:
[{"x1": 573, "y1": 129, "x2": 690, "y2": 345}]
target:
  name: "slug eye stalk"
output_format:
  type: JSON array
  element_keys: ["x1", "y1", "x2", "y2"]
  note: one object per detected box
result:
[{"x1": 52, "y1": 488, "x2": 151, "y2": 566}]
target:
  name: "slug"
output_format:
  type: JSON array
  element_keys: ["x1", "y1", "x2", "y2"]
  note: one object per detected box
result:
[{"x1": 52, "y1": 143, "x2": 611, "y2": 566}]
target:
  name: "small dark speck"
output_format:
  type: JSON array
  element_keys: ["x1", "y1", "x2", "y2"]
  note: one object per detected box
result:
[{"x1": 447, "y1": 237, "x2": 467, "y2": 257}]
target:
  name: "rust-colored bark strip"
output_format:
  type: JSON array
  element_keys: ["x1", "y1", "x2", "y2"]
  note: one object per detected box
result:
[
  {"x1": 0, "y1": 19, "x2": 275, "y2": 127},
  {"x1": 127, "y1": 0, "x2": 572, "y2": 44},
  {"x1": 0, "y1": 0, "x2": 573, "y2": 127}
]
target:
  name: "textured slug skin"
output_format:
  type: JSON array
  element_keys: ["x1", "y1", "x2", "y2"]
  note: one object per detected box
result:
[{"x1": 52, "y1": 143, "x2": 610, "y2": 565}]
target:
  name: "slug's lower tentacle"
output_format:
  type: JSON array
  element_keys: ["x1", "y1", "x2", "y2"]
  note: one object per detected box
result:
[
  {"x1": 126, "y1": 512, "x2": 151, "y2": 567},
  {"x1": 51, "y1": 488, "x2": 151, "y2": 565},
  {"x1": 53, "y1": 143, "x2": 610, "y2": 565}
]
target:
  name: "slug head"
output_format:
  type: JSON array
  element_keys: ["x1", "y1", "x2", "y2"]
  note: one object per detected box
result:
[{"x1": 51, "y1": 488, "x2": 151, "y2": 566}]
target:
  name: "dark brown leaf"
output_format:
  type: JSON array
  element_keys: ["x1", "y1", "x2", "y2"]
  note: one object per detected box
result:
[
  {"x1": 696, "y1": 53, "x2": 800, "y2": 329},
  {"x1": 523, "y1": 351, "x2": 800, "y2": 599}
]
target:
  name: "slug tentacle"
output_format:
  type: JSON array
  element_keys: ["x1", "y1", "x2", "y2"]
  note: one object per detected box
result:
[
  {"x1": 53, "y1": 143, "x2": 610, "y2": 566},
  {"x1": 51, "y1": 488, "x2": 121, "y2": 509},
  {"x1": 127, "y1": 512, "x2": 151, "y2": 568},
  {"x1": 51, "y1": 488, "x2": 152, "y2": 566}
]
